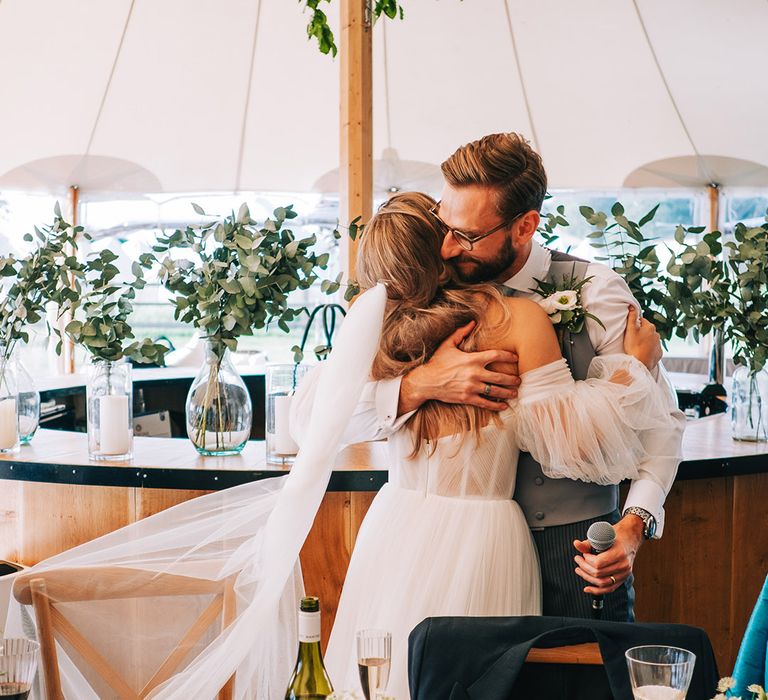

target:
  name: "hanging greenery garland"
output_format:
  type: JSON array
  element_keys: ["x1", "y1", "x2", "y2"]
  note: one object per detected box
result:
[{"x1": 300, "y1": 0, "x2": 404, "y2": 56}]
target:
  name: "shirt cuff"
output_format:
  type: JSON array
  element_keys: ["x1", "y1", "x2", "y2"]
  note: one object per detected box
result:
[
  {"x1": 622, "y1": 479, "x2": 667, "y2": 538},
  {"x1": 375, "y1": 376, "x2": 415, "y2": 433}
]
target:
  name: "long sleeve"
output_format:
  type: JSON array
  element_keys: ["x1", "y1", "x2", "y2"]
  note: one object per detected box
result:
[
  {"x1": 575, "y1": 264, "x2": 686, "y2": 535},
  {"x1": 510, "y1": 356, "x2": 682, "y2": 487},
  {"x1": 290, "y1": 365, "x2": 414, "y2": 445}
]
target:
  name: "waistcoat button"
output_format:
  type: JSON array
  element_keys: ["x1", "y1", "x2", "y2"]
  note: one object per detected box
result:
[
  {"x1": 534, "y1": 477, "x2": 544, "y2": 486},
  {"x1": 535, "y1": 511, "x2": 545, "y2": 521}
]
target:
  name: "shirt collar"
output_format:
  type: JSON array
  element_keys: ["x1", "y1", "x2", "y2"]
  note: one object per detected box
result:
[{"x1": 502, "y1": 240, "x2": 552, "y2": 293}]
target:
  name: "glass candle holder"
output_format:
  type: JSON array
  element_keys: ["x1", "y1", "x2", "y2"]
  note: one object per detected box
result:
[
  {"x1": 265, "y1": 363, "x2": 309, "y2": 465},
  {"x1": 87, "y1": 358, "x2": 133, "y2": 461},
  {"x1": 0, "y1": 347, "x2": 19, "y2": 455}
]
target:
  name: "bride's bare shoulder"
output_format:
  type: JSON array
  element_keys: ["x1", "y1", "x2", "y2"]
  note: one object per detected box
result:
[{"x1": 477, "y1": 296, "x2": 561, "y2": 371}]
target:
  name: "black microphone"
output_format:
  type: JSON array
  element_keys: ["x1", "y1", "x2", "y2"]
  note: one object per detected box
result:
[{"x1": 586, "y1": 521, "x2": 616, "y2": 619}]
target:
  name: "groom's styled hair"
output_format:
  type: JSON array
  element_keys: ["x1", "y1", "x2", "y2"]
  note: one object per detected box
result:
[{"x1": 441, "y1": 132, "x2": 548, "y2": 223}]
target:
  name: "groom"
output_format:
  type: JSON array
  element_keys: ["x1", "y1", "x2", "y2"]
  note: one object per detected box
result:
[{"x1": 310, "y1": 132, "x2": 684, "y2": 621}]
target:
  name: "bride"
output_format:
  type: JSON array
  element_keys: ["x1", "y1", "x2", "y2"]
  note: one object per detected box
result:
[{"x1": 313, "y1": 192, "x2": 677, "y2": 699}]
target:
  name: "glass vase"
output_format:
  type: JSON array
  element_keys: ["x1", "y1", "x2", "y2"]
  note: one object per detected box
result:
[
  {"x1": 731, "y1": 363, "x2": 768, "y2": 441},
  {"x1": 186, "y1": 341, "x2": 252, "y2": 456},
  {"x1": 0, "y1": 345, "x2": 19, "y2": 454},
  {"x1": 87, "y1": 358, "x2": 133, "y2": 460},
  {"x1": 17, "y1": 355, "x2": 40, "y2": 444},
  {"x1": 266, "y1": 363, "x2": 309, "y2": 465}
]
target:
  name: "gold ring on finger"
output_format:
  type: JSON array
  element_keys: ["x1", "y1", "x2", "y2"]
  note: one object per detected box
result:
[
  {"x1": 483, "y1": 383, "x2": 492, "y2": 397},
  {"x1": 610, "y1": 575, "x2": 617, "y2": 586}
]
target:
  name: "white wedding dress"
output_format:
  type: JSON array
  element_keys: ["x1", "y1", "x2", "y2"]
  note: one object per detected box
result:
[{"x1": 325, "y1": 355, "x2": 675, "y2": 700}]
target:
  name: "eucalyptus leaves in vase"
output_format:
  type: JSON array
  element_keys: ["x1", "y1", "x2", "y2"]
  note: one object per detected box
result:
[
  {"x1": 154, "y1": 203, "x2": 329, "y2": 456},
  {"x1": 0, "y1": 206, "x2": 81, "y2": 449},
  {"x1": 667, "y1": 217, "x2": 768, "y2": 440},
  {"x1": 50, "y1": 227, "x2": 169, "y2": 460}
]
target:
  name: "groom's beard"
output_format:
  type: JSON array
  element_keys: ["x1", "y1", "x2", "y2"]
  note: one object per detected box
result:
[{"x1": 450, "y1": 237, "x2": 518, "y2": 284}]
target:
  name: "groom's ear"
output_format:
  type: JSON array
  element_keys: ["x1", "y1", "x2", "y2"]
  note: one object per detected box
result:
[{"x1": 513, "y1": 210, "x2": 540, "y2": 245}]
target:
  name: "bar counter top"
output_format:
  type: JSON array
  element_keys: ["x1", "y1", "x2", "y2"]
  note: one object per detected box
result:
[{"x1": 0, "y1": 413, "x2": 766, "y2": 491}]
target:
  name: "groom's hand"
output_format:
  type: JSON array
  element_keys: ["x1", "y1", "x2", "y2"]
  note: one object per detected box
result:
[
  {"x1": 572, "y1": 516, "x2": 645, "y2": 594},
  {"x1": 398, "y1": 320, "x2": 520, "y2": 415}
]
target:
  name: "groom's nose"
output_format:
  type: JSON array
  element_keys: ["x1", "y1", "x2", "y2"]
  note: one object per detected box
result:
[{"x1": 440, "y1": 232, "x2": 463, "y2": 260}]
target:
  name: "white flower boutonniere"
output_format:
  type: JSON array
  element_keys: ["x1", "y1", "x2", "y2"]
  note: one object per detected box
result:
[{"x1": 531, "y1": 274, "x2": 605, "y2": 341}]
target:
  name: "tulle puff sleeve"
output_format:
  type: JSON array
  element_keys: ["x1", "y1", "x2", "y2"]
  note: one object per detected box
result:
[{"x1": 509, "y1": 355, "x2": 676, "y2": 485}]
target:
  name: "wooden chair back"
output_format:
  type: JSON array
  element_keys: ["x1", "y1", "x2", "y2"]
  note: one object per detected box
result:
[
  {"x1": 525, "y1": 642, "x2": 603, "y2": 665},
  {"x1": 13, "y1": 566, "x2": 238, "y2": 700}
]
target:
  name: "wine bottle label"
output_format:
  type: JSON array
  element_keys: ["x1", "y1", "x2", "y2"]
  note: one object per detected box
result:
[{"x1": 298, "y1": 610, "x2": 321, "y2": 643}]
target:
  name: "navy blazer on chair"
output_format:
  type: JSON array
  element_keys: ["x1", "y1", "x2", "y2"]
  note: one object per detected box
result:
[{"x1": 408, "y1": 616, "x2": 719, "y2": 700}]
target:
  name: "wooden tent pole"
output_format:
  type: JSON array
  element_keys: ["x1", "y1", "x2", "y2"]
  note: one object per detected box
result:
[
  {"x1": 63, "y1": 185, "x2": 79, "y2": 374},
  {"x1": 708, "y1": 183, "x2": 719, "y2": 233},
  {"x1": 339, "y1": 0, "x2": 373, "y2": 285}
]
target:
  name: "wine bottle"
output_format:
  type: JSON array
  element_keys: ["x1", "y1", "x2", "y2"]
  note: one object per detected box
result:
[{"x1": 285, "y1": 596, "x2": 334, "y2": 700}]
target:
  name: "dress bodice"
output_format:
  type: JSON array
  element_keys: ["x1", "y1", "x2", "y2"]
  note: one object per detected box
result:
[{"x1": 386, "y1": 412, "x2": 520, "y2": 500}]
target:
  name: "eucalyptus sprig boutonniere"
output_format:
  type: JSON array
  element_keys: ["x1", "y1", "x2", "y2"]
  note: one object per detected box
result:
[{"x1": 531, "y1": 274, "x2": 605, "y2": 342}]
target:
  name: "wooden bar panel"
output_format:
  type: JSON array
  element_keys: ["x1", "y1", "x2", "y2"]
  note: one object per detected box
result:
[
  {"x1": 17, "y1": 483, "x2": 134, "y2": 565},
  {"x1": 0, "y1": 479, "x2": 21, "y2": 563},
  {"x1": 729, "y1": 472, "x2": 768, "y2": 665},
  {"x1": 300, "y1": 491, "x2": 376, "y2": 646}
]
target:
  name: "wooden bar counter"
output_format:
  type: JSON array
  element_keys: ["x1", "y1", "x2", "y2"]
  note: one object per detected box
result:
[{"x1": 1, "y1": 414, "x2": 766, "y2": 672}]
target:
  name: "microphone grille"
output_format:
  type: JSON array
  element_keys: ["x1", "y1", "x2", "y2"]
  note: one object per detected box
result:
[{"x1": 587, "y1": 521, "x2": 616, "y2": 552}]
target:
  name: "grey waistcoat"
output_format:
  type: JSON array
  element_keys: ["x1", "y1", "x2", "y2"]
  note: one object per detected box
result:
[{"x1": 510, "y1": 250, "x2": 618, "y2": 528}]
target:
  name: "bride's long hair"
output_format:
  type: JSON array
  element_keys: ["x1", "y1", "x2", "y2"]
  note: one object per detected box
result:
[{"x1": 356, "y1": 192, "x2": 510, "y2": 453}]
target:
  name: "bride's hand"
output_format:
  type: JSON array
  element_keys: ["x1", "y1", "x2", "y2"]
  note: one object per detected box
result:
[{"x1": 623, "y1": 307, "x2": 662, "y2": 370}]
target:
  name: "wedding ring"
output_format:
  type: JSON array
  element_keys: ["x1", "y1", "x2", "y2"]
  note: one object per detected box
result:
[
  {"x1": 483, "y1": 383, "x2": 492, "y2": 397},
  {"x1": 610, "y1": 575, "x2": 617, "y2": 586}
]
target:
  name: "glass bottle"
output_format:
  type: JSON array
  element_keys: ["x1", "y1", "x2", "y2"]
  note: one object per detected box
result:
[
  {"x1": 0, "y1": 344, "x2": 20, "y2": 454},
  {"x1": 17, "y1": 355, "x2": 40, "y2": 444},
  {"x1": 285, "y1": 596, "x2": 334, "y2": 700},
  {"x1": 87, "y1": 357, "x2": 133, "y2": 460},
  {"x1": 186, "y1": 340, "x2": 252, "y2": 456},
  {"x1": 731, "y1": 362, "x2": 768, "y2": 441}
]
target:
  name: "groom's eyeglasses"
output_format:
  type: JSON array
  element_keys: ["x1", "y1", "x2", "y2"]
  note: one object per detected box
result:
[{"x1": 428, "y1": 201, "x2": 522, "y2": 251}]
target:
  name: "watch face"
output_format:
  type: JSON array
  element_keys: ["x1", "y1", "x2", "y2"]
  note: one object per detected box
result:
[{"x1": 646, "y1": 518, "x2": 657, "y2": 539}]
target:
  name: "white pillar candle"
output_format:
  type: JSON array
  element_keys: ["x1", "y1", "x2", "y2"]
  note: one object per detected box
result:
[
  {"x1": 99, "y1": 395, "x2": 130, "y2": 456},
  {"x1": 272, "y1": 395, "x2": 298, "y2": 455},
  {"x1": 0, "y1": 398, "x2": 18, "y2": 449}
]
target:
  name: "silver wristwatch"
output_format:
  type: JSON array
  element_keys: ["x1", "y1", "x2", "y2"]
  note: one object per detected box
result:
[{"x1": 622, "y1": 506, "x2": 657, "y2": 540}]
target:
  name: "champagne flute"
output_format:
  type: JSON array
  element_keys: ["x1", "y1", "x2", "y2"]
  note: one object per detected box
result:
[{"x1": 356, "y1": 629, "x2": 391, "y2": 700}]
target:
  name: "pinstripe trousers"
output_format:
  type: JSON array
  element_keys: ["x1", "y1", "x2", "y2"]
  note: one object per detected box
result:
[{"x1": 530, "y1": 508, "x2": 635, "y2": 622}]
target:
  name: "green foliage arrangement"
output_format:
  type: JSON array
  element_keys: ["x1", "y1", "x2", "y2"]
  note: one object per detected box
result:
[
  {"x1": 539, "y1": 202, "x2": 681, "y2": 343},
  {"x1": 153, "y1": 202, "x2": 330, "y2": 360},
  {"x1": 300, "y1": 0, "x2": 404, "y2": 56},
  {"x1": 46, "y1": 215, "x2": 168, "y2": 366},
  {"x1": 0, "y1": 206, "x2": 80, "y2": 364},
  {"x1": 666, "y1": 217, "x2": 768, "y2": 372},
  {"x1": 540, "y1": 201, "x2": 768, "y2": 374}
]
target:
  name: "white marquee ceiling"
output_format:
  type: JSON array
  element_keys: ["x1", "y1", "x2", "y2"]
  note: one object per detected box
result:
[{"x1": 0, "y1": 0, "x2": 766, "y2": 199}]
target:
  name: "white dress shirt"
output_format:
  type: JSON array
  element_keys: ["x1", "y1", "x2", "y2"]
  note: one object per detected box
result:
[{"x1": 292, "y1": 241, "x2": 685, "y2": 536}]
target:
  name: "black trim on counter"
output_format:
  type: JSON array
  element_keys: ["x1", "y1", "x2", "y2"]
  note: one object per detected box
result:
[{"x1": 0, "y1": 459, "x2": 390, "y2": 492}]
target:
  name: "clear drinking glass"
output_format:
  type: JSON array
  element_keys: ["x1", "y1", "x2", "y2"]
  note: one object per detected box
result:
[
  {"x1": 16, "y1": 357, "x2": 39, "y2": 445},
  {"x1": 87, "y1": 358, "x2": 133, "y2": 461},
  {"x1": 0, "y1": 638, "x2": 40, "y2": 699},
  {"x1": 265, "y1": 363, "x2": 308, "y2": 465},
  {"x1": 625, "y1": 645, "x2": 696, "y2": 700},
  {"x1": 356, "y1": 629, "x2": 391, "y2": 700},
  {"x1": 731, "y1": 364, "x2": 768, "y2": 441}
]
